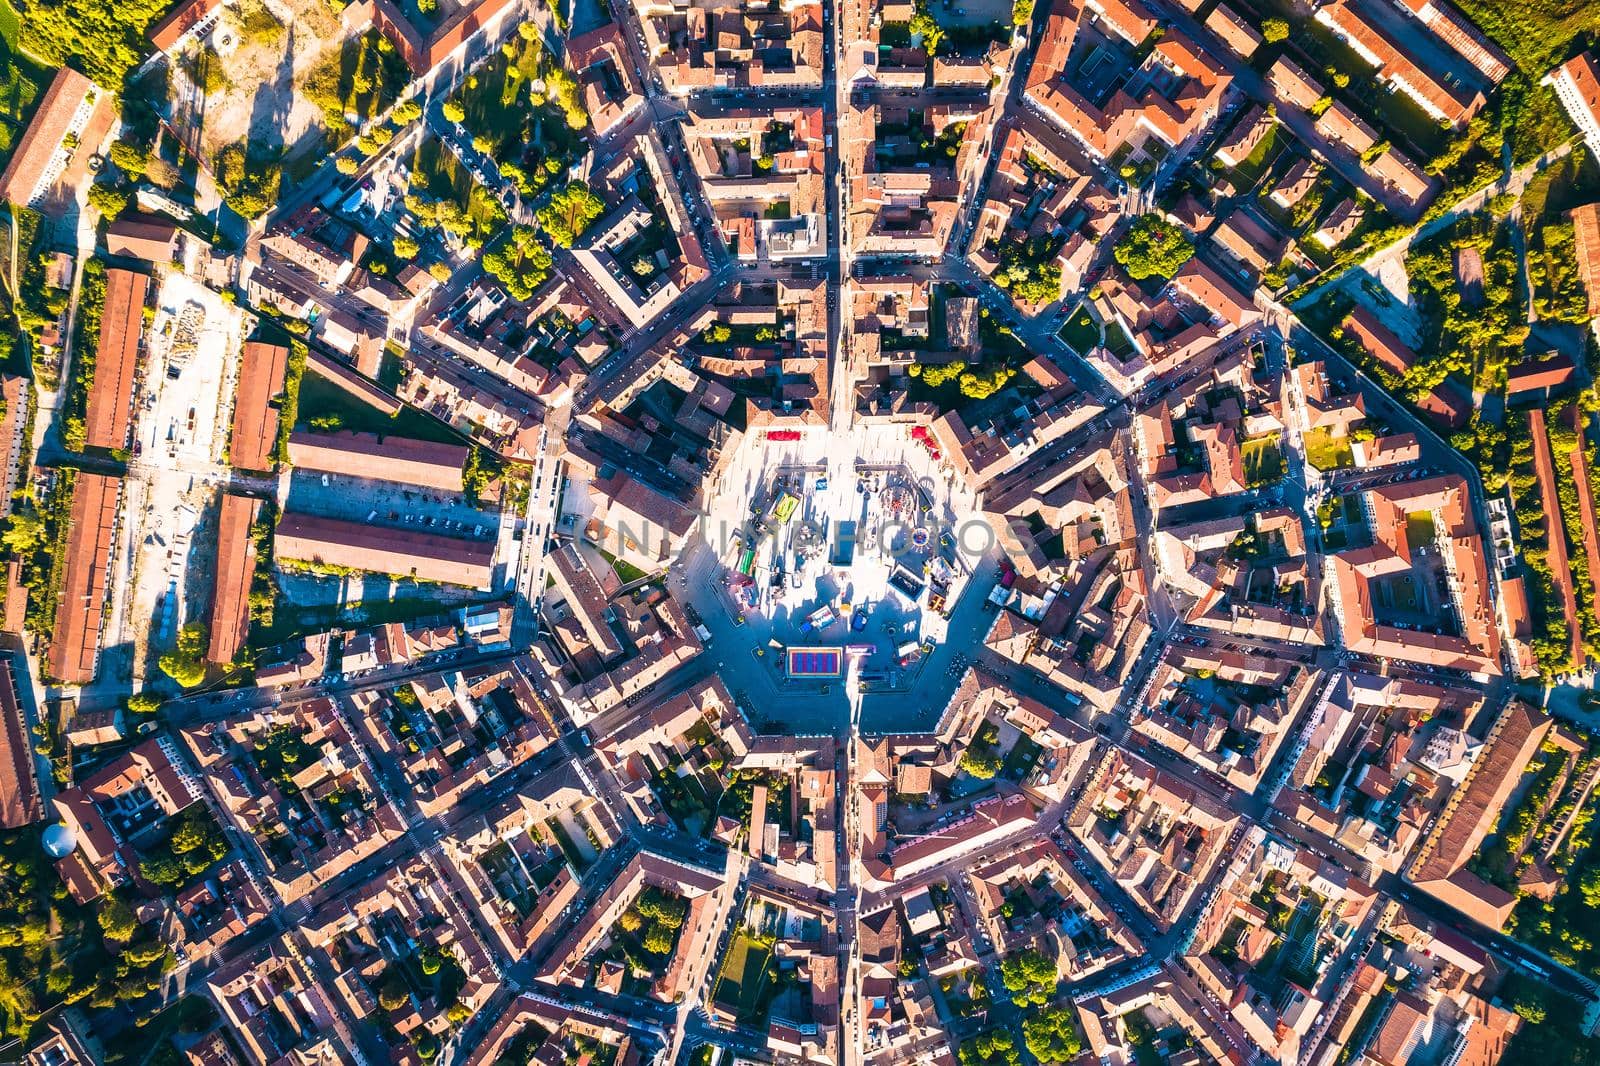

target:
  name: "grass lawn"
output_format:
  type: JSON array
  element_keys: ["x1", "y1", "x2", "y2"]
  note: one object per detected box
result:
[
  {"x1": 1386, "y1": 573, "x2": 1422, "y2": 611},
  {"x1": 1450, "y1": 0, "x2": 1600, "y2": 72},
  {"x1": 407, "y1": 138, "x2": 509, "y2": 247},
  {"x1": 0, "y1": 35, "x2": 43, "y2": 168},
  {"x1": 549, "y1": 818, "x2": 595, "y2": 870},
  {"x1": 596, "y1": 544, "x2": 650, "y2": 583},
  {"x1": 1241, "y1": 434, "x2": 1286, "y2": 487},
  {"x1": 1406, "y1": 510, "x2": 1436, "y2": 547},
  {"x1": 252, "y1": 592, "x2": 462, "y2": 652},
  {"x1": 1001, "y1": 737, "x2": 1043, "y2": 781},
  {"x1": 712, "y1": 933, "x2": 774, "y2": 1022},
  {"x1": 0, "y1": 0, "x2": 19, "y2": 51},
  {"x1": 1303, "y1": 426, "x2": 1354, "y2": 470},
  {"x1": 295, "y1": 373, "x2": 464, "y2": 444},
  {"x1": 1219, "y1": 122, "x2": 1281, "y2": 191},
  {"x1": 454, "y1": 32, "x2": 584, "y2": 179},
  {"x1": 1058, "y1": 305, "x2": 1099, "y2": 353},
  {"x1": 1104, "y1": 318, "x2": 1137, "y2": 358}
]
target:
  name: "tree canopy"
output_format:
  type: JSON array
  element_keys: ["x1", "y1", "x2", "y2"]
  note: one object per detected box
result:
[
  {"x1": 158, "y1": 622, "x2": 209, "y2": 689},
  {"x1": 958, "y1": 1028, "x2": 1020, "y2": 1066},
  {"x1": 19, "y1": 0, "x2": 168, "y2": 85},
  {"x1": 1113, "y1": 214, "x2": 1194, "y2": 281},
  {"x1": 999, "y1": 948, "x2": 1056, "y2": 1007},
  {"x1": 959, "y1": 746, "x2": 1002, "y2": 779},
  {"x1": 1023, "y1": 1005, "x2": 1084, "y2": 1063},
  {"x1": 536, "y1": 182, "x2": 606, "y2": 248},
  {"x1": 482, "y1": 225, "x2": 553, "y2": 301},
  {"x1": 909, "y1": 0, "x2": 945, "y2": 53}
]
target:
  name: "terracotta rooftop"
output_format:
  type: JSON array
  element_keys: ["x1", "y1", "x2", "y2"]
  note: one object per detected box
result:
[
  {"x1": 0, "y1": 67, "x2": 99, "y2": 207},
  {"x1": 208, "y1": 493, "x2": 261, "y2": 666},
  {"x1": 84, "y1": 268, "x2": 151, "y2": 452},
  {"x1": 275, "y1": 511, "x2": 495, "y2": 589},
  {"x1": 0, "y1": 657, "x2": 40, "y2": 828},
  {"x1": 286, "y1": 430, "x2": 468, "y2": 492},
  {"x1": 46, "y1": 473, "x2": 122, "y2": 685},
  {"x1": 230, "y1": 340, "x2": 289, "y2": 473}
]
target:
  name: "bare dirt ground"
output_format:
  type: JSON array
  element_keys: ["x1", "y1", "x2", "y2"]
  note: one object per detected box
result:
[
  {"x1": 1365, "y1": 256, "x2": 1424, "y2": 347},
  {"x1": 177, "y1": 0, "x2": 347, "y2": 160}
]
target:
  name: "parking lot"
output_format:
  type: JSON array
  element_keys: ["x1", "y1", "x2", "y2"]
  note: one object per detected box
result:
[{"x1": 284, "y1": 471, "x2": 501, "y2": 539}]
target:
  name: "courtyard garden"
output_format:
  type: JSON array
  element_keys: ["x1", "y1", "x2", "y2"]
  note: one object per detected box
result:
[{"x1": 447, "y1": 25, "x2": 589, "y2": 198}]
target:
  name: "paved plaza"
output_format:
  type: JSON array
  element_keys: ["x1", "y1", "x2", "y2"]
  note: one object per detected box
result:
[{"x1": 676, "y1": 424, "x2": 1001, "y2": 734}]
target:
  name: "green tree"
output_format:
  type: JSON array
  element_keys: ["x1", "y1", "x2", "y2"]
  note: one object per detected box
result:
[
  {"x1": 959, "y1": 746, "x2": 1002, "y2": 778},
  {"x1": 442, "y1": 99, "x2": 466, "y2": 124},
  {"x1": 1012, "y1": 0, "x2": 1033, "y2": 26},
  {"x1": 960, "y1": 367, "x2": 1015, "y2": 400},
  {"x1": 536, "y1": 182, "x2": 606, "y2": 247},
  {"x1": 378, "y1": 970, "x2": 410, "y2": 1011},
  {"x1": 642, "y1": 924, "x2": 675, "y2": 954},
  {"x1": 169, "y1": 810, "x2": 226, "y2": 861},
  {"x1": 140, "y1": 853, "x2": 184, "y2": 886},
  {"x1": 1261, "y1": 17, "x2": 1288, "y2": 42},
  {"x1": 909, "y1": 0, "x2": 945, "y2": 53},
  {"x1": 1023, "y1": 1005, "x2": 1083, "y2": 1063},
  {"x1": 1113, "y1": 214, "x2": 1194, "y2": 281},
  {"x1": 109, "y1": 141, "x2": 150, "y2": 179},
  {"x1": 999, "y1": 949, "x2": 1056, "y2": 1007},
  {"x1": 158, "y1": 622, "x2": 210, "y2": 688},
  {"x1": 98, "y1": 896, "x2": 140, "y2": 943},
  {"x1": 918, "y1": 360, "x2": 967, "y2": 388},
  {"x1": 393, "y1": 235, "x2": 420, "y2": 259},
  {"x1": 958, "y1": 1029, "x2": 1020, "y2": 1066},
  {"x1": 481, "y1": 225, "x2": 553, "y2": 301},
  {"x1": 1, "y1": 512, "x2": 44, "y2": 555},
  {"x1": 1512, "y1": 984, "x2": 1548, "y2": 1025},
  {"x1": 19, "y1": 0, "x2": 173, "y2": 85},
  {"x1": 86, "y1": 183, "x2": 130, "y2": 220}
]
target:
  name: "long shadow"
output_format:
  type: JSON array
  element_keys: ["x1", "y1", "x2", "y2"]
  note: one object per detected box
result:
[{"x1": 245, "y1": 22, "x2": 298, "y2": 162}]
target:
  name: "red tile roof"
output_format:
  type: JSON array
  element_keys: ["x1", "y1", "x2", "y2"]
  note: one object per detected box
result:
[
  {"x1": 208, "y1": 493, "x2": 261, "y2": 666},
  {"x1": 149, "y1": 0, "x2": 225, "y2": 52},
  {"x1": 46, "y1": 473, "x2": 121, "y2": 685},
  {"x1": 105, "y1": 214, "x2": 180, "y2": 261},
  {"x1": 286, "y1": 429, "x2": 468, "y2": 492},
  {"x1": 1343, "y1": 305, "x2": 1418, "y2": 376},
  {"x1": 275, "y1": 511, "x2": 494, "y2": 588},
  {"x1": 0, "y1": 67, "x2": 98, "y2": 207},
  {"x1": 0, "y1": 657, "x2": 41, "y2": 828},
  {"x1": 1572, "y1": 202, "x2": 1600, "y2": 319},
  {"x1": 85, "y1": 268, "x2": 150, "y2": 451},
  {"x1": 229, "y1": 341, "x2": 288, "y2": 473}
]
